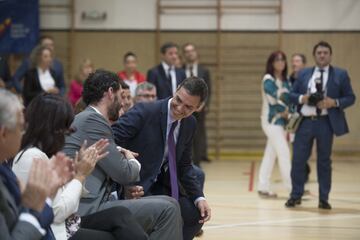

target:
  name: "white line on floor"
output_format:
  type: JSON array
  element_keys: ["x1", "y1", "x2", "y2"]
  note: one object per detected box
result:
[{"x1": 203, "y1": 214, "x2": 360, "y2": 230}]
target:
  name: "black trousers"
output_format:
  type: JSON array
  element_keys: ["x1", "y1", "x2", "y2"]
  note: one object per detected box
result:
[
  {"x1": 192, "y1": 110, "x2": 208, "y2": 166},
  {"x1": 179, "y1": 197, "x2": 203, "y2": 240},
  {"x1": 70, "y1": 206, "x2": 148, "y2": 240},
  {"x1": 151, "y1": 180, "x2": 203, "y2": 240}
]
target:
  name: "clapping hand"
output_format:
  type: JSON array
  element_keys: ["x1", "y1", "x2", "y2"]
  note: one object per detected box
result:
[
  {"x1": 22, "y1": 158, "x2": 54, "y2": 211},
  {"x1": 49, "y1": 152, "x2": 75, "y2": 198},
  {"x1": 74, "y1": 139, "x2": 110, "y2": 182}
]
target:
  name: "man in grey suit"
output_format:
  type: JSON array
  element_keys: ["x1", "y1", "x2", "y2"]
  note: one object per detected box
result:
[
  {"x1": 0, "y1": 89, "x2": 66, "y2": 240},
  {"x1": 63, "y1": 69, "x2": 182, "y2": 240}
]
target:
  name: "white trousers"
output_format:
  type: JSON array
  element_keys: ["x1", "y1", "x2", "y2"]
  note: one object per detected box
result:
[{"x1": 258, "y1": 118, "x2": 292, "y2": 192}]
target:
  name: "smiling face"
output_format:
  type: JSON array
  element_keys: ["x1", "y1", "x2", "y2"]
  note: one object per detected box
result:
[
  {"x1": 314, "y1": 46, "x2": 332, "y2": 68},
  {"x1": 170, "y1": 87, "x2": 201, "y2": 121}
]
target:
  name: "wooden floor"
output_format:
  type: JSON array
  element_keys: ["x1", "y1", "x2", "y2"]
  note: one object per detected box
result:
[{"x1": 198, "y1": 160, "x2": 360, "y2": 240}]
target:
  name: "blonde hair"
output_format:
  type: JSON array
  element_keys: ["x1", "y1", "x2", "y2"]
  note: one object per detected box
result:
[
  {"x1": 75, "y1": 58, "x2": 94, "y2": 82},
  {"x1": 29, "y1": 45, "x2": 53, "y2": 69}
]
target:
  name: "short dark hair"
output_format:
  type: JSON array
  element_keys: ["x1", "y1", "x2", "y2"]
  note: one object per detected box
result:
[
  {"x1": 177, "y1": 77, "x2": 208, "y2": 104},
  {"x1": 160, "y1": 42, "x2": 178, "y2": 54},
  {"x1": 265, "y1": 51, "x2": 288, "y2": 81},
  {"x1": 119, "y1": 79, "x2": 130, "y2": 90},
  {"x1": 182, "y1": 42, "x2": 196, "y2": 51},
  {"x1": 20, "y1": 93, "x2": 74, "y2": 157},
  {"x1": 123, "y1": 51, "x2": 137, "y2": 63},
  {"x1": 83, "y1": 69, "x2": 120, "y2": 105},
  {"x1": 313, "y1": 41, "x2": 332, "y2": 55},
  {"x1": 292, "y1": 53, "x2": 307, "y2": 64}
]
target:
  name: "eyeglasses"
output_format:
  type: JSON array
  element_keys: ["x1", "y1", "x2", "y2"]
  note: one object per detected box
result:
[{"x1": 138, "y1": 94, "x2": 157, "y2": 99}]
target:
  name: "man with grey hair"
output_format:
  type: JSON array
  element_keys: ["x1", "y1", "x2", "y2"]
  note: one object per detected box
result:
[
  {"x1": 0, "y1": 89, "x2": 70, "y2": 239},
  {"x1": 134, "y1": 82, "x2": 157, "y2": 103}
]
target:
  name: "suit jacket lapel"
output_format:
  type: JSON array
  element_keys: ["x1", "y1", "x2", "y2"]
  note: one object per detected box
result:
[
  {"x1": 326, "y1": 65, "x2": 335, "y2": 91},
  {"x1": 197, "y1": 65, "x2": 204, "y2": 78},
  {"x1": 159, "y1": 64, "x2": 172, "y2": 91},
  {"x1": 175, "y1": 69, "x2": 181, "y2": 85},
  {"x1": 303, "y1": 67, "x2": 315, "y2": 93},
  {"x1": 160, "y1": 99, "x2": 168, "y2": 145},
  {"x1": 176, "y1": 119, "x2": 186, "y2": 162}
]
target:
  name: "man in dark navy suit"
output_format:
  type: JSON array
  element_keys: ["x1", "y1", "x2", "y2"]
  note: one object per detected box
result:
[
  {"x1": 112, "y1": 77, "x2": 211, "y2": 240},
  {"x1": 147, "y1": 42, "x2": 186, "y2": 100},
  {"x1": 286, "y1": 41, "x2": 356, "y2": 209}
]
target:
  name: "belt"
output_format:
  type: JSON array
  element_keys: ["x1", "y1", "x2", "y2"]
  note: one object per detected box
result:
[{"x1": 303, "y1": 115, "x2": 328, "y2": 120}]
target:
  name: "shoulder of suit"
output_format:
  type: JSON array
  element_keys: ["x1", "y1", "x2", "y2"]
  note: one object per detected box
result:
[
  {"x1": 75, "y1": 108, "x2": 107, "y2": 124},
  {"x1": 331, "y1": 66, "x2": 347, "y2": 74},
  {"x1": 184, "y1": 114, "x2": 197, "y2": 126},
  {"x1": 262, "y1": 74, "x2": 274, "y2": 82}
]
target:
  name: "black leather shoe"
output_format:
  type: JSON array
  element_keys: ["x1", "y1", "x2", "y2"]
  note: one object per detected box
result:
[
  {"x1": 285, "y1": 198, "x2": 301, "y2": 208},
  {"x1": 195, "y1": 229, "x2": 204, "y2": 237},
  {"x1": 318, "y1": 200, "x2": 332, "y2": 210}
]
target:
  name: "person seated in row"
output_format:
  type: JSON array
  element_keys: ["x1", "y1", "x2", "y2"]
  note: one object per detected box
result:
[
  {"x1": 12, "y1": 93, "x2": 148, "y2": 240},
  {"x1": 0, "y1": 89, "x2": 69, "y2": 240},
  {"x1": 68, "y1": 59, "x2": 94, "y2": 107}
]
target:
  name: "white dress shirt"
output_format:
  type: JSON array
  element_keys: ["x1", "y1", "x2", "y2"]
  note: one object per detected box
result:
[
  {"x1": 37, "y1": 67, "x2": 56, "y2": 91},
  {"x1": 300, "y1": 66, "x2": 329, "y2": 116},
  {"x1": 185, "y1": 63, "x2": 198, "y2": 78},
  {"x1": 162, "y1": 62, "x2": 177, "y2": 95}
]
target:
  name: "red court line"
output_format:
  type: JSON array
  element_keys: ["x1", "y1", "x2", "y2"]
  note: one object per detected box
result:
[{"x1": 248, "y1": 161, "x2": 255, "y2": 192}]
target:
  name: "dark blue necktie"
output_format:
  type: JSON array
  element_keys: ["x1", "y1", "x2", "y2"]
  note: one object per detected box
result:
[{"x1": 168, "y1": 121, "x2": 179, "y2": 200}]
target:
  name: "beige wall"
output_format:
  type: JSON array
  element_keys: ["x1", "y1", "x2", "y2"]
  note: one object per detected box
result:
[{"x1": 44, "y1": 30, "x2": 360, "y2": 154}]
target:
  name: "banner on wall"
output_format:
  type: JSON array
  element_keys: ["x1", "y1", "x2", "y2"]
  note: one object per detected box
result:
[{"x1": 0, "y1": 0, "x2": 39, "y2": 54}]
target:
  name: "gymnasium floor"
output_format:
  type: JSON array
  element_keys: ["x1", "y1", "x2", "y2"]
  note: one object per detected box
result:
[{"x1": 199, "y1": 160, "x2": 360, "y2": 240}]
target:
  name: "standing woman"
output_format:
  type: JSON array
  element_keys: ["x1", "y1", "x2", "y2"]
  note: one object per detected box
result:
[
  {"x1": 22, "y1": 45, "x2": 64, "y2": 106},
  {"x1": 258, "y1": 51, "x2": 292, "y2": 197}
]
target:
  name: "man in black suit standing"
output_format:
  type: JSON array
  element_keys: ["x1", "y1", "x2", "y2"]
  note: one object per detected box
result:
[
  {"x1": 112, "y1": 77, "x2": 212, "y2": 240},
  {"x1": 183, "y1": 43, "x2": 212, "y2": 166},
  {"x1": 147, "y1": 42, "x2": 186, "y2": 99}
]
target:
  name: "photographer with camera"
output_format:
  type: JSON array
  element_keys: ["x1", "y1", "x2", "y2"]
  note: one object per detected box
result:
[{"x1": 285, "y1": 41, "x2": 356, "y2": 209}]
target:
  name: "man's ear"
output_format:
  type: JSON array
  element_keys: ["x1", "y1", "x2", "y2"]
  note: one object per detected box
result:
[
  {"x1": 105, "y1": 87, "x2": 114, "y2": 99},
  {"x1": 196, "y1": 102, "x2": 206, "y2": 112}
]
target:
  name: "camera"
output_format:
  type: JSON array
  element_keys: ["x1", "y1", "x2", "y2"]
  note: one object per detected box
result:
[{"x1": 308, "y1": 92, "x2": 324, "y2": 106}]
